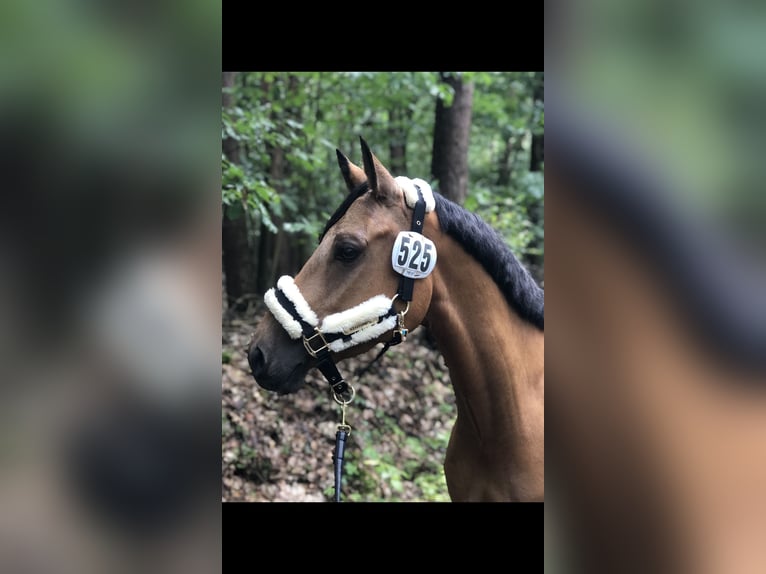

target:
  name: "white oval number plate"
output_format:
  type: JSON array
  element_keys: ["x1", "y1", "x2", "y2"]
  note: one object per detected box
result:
[{"x1": 391, "y1": 231, "x2": 437, "y2": 279}]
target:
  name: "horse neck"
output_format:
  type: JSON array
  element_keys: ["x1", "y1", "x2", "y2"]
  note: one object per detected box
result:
[{"x1": 423, "y1": 231, "x2": 544, "y2": 455}]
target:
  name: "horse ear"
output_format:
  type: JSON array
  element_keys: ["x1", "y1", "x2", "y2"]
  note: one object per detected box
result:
[
  {"x1": 336, "y1": 149, "x2": 367, "y2": 192},
  {"x1": 359, "y1": 137, "x2": 400, "y2": 206}
]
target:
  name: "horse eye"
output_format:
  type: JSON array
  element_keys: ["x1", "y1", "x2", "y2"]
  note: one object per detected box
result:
[{"x1": 334, "y1": 244, "x2": 361, "y2": 263}]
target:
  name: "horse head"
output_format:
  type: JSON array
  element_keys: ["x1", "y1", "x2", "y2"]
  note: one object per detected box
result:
[{"x1": 248, "y1": 138, "x2": 435, "y2": 394}]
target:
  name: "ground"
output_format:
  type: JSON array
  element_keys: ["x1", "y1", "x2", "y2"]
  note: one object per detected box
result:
[{"x1": 221, "y1": 305, "x2": 457, "y2": 502}]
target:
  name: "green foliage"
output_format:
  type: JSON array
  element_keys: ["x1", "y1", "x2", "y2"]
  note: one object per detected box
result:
[
  {"x1": 320, "y1": 406, "x2": 454, "y2": 502},
  {"x1": 222, "y1": 71, "x2": 544, "y2": 275},
  {"x1": 466, "y1": 71, "x2": 544, "y2": 262},
  {"x1": 465, "y1": 172, "x2": 545, "y2": 258}
]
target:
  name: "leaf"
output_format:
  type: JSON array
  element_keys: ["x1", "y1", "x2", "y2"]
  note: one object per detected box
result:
[{"x1": 225, "y1": 200, "x2": 244, "y2": 220}]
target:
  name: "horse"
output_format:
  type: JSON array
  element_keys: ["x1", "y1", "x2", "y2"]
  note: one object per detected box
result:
[{"x1": 248, "y1": 138, "x2": 544, "y2": 502}]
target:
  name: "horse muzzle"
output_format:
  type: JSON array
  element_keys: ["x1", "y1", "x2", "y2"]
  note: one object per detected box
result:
[{"x1": 248, "y1": 316, "x2": 311, "y2": 395}]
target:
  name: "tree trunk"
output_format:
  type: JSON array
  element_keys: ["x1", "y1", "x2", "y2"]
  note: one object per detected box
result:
[
  {"x1": 260, "y1": 74, "x2": 304, "y2": 290},
  {"x1": 431, "y1": 72, "x2": 474, "y2": 204},
  {"x1": 256, "y1": 220, "x2": 274, "y2": 294},
  {"x1": 222, "y1": 72, "x2": 258, "y2": 311},
  {"x1": 497, "y1": 130, "x2": 518, "y2": 187},
  {"x1": 388, "y1": 107, "x2": 411, "y2": 175},
  {"x1": 530, "y1": 133, "x2": 544, "y2": 173},
  {"x1": 527, "y1": 72, "x2": 545, "y2": 281},
  {"x1": 530, "y1": 72, "x2": 544, "y2": 173}
]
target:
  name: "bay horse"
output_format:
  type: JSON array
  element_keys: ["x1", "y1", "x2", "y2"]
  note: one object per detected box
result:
[{"x1": 248, "y1": 138, "x2": 544, "y2": 502}]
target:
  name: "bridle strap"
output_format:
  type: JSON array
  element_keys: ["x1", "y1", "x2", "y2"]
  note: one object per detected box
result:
[
  {"x1": 273, "y1": 287, "x2": 351, "y2": 397},
  {"x1": 316, "y1": 351, "x2": 350, "y2": 398},
  {"x1": 396, "y1": 186, "x2": 427, "y2": 303}
]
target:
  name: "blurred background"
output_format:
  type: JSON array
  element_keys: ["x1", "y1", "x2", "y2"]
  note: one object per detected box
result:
[
  {"x1": 221, "y1": 71, "x2": 545, "y2": 501},
  {"x1": 0, "y1": 1, "x2": 220, "y2": 573},
  {"x1": 546, "y1": 0, "x2": 766, "y2": 572}
]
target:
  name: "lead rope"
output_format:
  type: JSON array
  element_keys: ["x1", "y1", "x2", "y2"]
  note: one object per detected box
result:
[
  {"x1": 332, "y1": 300, "x2": 409, "y2": 501},
  {"x1": 332, "y1": 386, "x2": 354, "y2": 502}
]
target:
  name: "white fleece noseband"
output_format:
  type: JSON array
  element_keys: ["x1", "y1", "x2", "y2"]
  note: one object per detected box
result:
[{"x1": 265, "y1": 276, "x2": 399, "y2": 354}]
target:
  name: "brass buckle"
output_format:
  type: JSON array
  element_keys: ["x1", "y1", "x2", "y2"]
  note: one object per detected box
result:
[{"x1": 303, "y1": 329, "x2": 329, "y2": 357}]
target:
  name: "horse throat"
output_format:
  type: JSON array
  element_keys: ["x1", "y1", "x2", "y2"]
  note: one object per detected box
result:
[{"x1": 423, "y1": 232, "x2": 544, "y2": 501}]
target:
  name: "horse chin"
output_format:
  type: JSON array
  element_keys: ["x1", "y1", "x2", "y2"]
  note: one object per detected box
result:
[
  {"x1": 275, "y1": 365, "x2": 310, "y2": 396},
  {"x1": 251, "y1": 353, "x2": 310, "y2": 396}
]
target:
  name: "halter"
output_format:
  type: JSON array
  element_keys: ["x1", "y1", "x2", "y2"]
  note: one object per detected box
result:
[
  {"x1": 263, "y1": 275, "x2": 405, "y2": 400},
  {"x1": 264, "y1": 177, "x2": 434, "y2": 398},
  {"x1": 262, "y1": 176, "x2": 435, "y2": 500}
]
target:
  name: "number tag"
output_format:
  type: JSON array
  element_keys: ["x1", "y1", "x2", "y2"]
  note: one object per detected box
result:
[{"x1": 391, "y1": 231, "x2": 437, "y2": 279}]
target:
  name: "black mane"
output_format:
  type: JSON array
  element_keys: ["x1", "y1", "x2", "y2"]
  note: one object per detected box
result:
[
  {"x1": 434, "y1": 193, "x2": 544, "y2": 330},
  {"x1": 319, "y1": 182, "x2": 369, "y2": 243}
]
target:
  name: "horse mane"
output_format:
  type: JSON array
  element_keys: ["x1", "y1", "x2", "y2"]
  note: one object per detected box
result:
[{"x1": 434, "y1": 192, "x2": 544, "y2": 330}]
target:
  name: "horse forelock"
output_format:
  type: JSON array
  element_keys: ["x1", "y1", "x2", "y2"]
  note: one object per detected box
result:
[{"x1": 319, "y1": 181, "x2": 370, "y2": 243}]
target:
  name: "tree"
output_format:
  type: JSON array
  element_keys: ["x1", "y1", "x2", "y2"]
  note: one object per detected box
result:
[
  {"x1": 222, "y1": 72, "x2": 258, "y2": 311},
  {"x1": 529, "y1": 71, "x2": 544, "y2": 173},
  {"x1": 527, "y1": 72, "x2": 544, "y2": 277},
  {"x1": 431, "y1": 72, "x2": 474, "y2": 204}
]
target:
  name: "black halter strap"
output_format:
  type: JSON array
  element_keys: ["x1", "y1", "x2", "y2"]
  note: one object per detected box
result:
[
  {"x1": 397, "y1": 185, "x2": 427, "y2": 303},
  {"x1": 273, "y1": 288, "x2": 351, "y2": 398}
]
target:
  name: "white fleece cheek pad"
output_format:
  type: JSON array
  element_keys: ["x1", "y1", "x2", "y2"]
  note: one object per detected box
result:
[
  {"x1": 319, "y1": 294, "x2": 392, "y2": 333},
  {"x1": 395, "y1": 176, "x2": 435, "y2": 212},
  {"x1": 265, "y1": 275, "x2": 397, "y2": 351}
]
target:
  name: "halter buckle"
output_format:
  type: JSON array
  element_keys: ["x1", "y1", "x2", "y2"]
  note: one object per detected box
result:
[
  {"x1": 390, "y1": 293, "x2": 411, "y2": 316},
  {"x1": 303, "y1": 328, "x2": 330, "y2": 357}
]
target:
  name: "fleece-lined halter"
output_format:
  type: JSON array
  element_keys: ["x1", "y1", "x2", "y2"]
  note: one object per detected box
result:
[{"x1": 263, "y1": 176, "x2": 436, "y2": 400}]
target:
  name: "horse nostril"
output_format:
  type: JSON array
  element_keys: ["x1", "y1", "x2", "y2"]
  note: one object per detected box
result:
[{"x1": 248, "y1": 346, "x2": 266, "y2": 378}]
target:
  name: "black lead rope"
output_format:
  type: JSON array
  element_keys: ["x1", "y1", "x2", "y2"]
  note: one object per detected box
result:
[
  {"x1": 333, "y1": 428, "x2": 348, "y2": 502},
  {"x1": 331, "y1": 391, "x2": 353, "y2": 502}
]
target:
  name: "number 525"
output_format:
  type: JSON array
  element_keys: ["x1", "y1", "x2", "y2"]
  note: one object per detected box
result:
[{"x1": 396, "y1": 235, "x2": 433, "y2": 273}]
